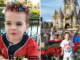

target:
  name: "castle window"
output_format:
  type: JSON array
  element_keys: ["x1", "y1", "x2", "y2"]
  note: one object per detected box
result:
[{"x1": 65, "y1": 18, "x2": 70, "y2": 20}]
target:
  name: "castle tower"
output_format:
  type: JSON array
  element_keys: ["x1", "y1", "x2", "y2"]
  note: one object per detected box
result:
[
  {"x1": 53, "y1": 9, "x2": 57, "y2": 28},
  {"x1": 71, "y1": 0, "x2": 75, "y2": 13},
  {"x1": 58, "y1": 7, "x2": 63, "y2": 28},
  {"x1": 63, "y1": 0, "x2": 78, "y2": 29},
  {"x1": 76, "y1": 0, "x2": 79, "y2": 15},
  {"x1": 63, "y1": 0, "x2": 66, "y2": 10},
  {"x1": 53, "y1": 0, "x2": 79, "y2": 31},
  {"x1": 73, "y1": 11, "x2": 77, "y2": 28},
  {"x1": 71, "y1": 0, "x2": 79, "y2": 14}
]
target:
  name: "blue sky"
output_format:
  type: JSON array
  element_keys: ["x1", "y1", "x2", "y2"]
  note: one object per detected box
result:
[{"x1": 41, "y1": 0, "x2": 80, "y2": 22}]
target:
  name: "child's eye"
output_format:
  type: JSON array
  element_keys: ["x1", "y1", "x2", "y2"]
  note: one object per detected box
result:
[
  {"x1": 6, "y1": 23, "x2": 11, "y2": 25},
  {"x1": 17, "y1": 23, "x2": 22, "y2": 26}
]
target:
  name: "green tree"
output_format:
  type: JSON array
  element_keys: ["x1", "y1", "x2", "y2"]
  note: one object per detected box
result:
[
  {"x1": 0, "y1": 0, "x2": 4, "y2": 4},
  {"x1": 0, "y1": 8, "x2": 4, "y2": 16},
  {"x1": 30, "y1": 12, "x2": 40, "y2": 18}
]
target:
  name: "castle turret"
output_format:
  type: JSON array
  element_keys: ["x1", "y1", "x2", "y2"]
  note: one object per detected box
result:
[
  {"x1": 73, "y1": 11, "x2": 77, "y2": 28},
  {"x1": 53, "y1": 9, "x2": 57, "y2": 28},
  {"x1": 63, "y1": 0, "x2": 66, "y2": 9},
  {"x1": 53, "y1": 9, "x2": 57, "y2": 20},
  {"x1": 71, "y1": 0, "x2": 75, "y2": 13},
  {"x1": 58, "y1": 7, "x2": 63, "y2": 18},
  {"x1": 58, "y1": 7, "x2": 63, "y2": 28},
  {"x1": 76, "y1": 0, "x2": 79, "y2": 15}
]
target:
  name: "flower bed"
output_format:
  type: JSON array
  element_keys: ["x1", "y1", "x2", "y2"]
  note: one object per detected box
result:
[{"x1": 41, "y1": 41, "x2": 80, "y2": 60}]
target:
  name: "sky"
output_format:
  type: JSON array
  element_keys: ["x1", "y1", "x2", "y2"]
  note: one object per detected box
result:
[{"x1": 41, "y1": 0, "x2": 80, "y2": 22}]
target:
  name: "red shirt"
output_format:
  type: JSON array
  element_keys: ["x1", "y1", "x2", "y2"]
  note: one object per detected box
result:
[{"x1": 0, "y1": 33, "x2": 39, "y2": 60}]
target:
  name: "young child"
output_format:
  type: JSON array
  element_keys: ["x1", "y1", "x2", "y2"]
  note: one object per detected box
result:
[
  {"x1": 0, "y1": 3, "x2": 39, "y2": 60},
  {"x1": 60, "y1": 32, "x2": 74, "y2": 60}
]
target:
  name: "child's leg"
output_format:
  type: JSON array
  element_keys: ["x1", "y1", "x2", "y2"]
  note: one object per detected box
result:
[
  {"x1": 69, "y1": 57, "x2": 74, "y2": 60},
  {"x1": 63, "y1": 57, "x2": 67, "y2": 60}
]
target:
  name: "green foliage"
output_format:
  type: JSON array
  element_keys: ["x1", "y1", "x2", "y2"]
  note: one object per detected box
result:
[
  {"x1": 0, "y1": 0, "x2": 4, "y2": 4},
  {"x1": 0, "y1": 18, "x2": 5, "y2": 34},
  {"x1": 0, "y1": 4, "x2": 6, "y2": 7},
  {"x1": 0, "y1": 8, "x2": 4, "y2": 16},
  {"x1": 30, "y1": 12, "x2": 40, "y2": 18},
  {"x1": 15, "y1": 1, "x2": 21, "y2": 3}
]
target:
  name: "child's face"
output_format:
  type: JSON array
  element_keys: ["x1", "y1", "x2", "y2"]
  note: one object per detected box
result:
[
  {"x1": 4, "y1": 11, "x2": 29, "y2": 40},
  {"x1": 65, "y1": 34, "x2": 69, "y2": 40}
]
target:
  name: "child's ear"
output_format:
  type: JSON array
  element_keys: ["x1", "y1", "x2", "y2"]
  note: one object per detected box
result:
[
  {"x1": 26, "y1": 23, "x2": 29, "y2": 30},
  {"x1": 4, "y1": 21, "x2": 5, "y2": 24}
]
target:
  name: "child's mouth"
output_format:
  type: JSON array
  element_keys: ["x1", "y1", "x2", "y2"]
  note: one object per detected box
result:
[{"x1": 11, "y1": 33, "x2": 16, "y2": 35}]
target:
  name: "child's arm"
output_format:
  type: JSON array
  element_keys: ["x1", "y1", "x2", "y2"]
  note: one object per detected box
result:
[
  {"x1": 0, "y1": 37, "x2": 8, "y2": 60},
  {"x1": 26, "y1": 38, "x2": 39, "y2": 60},
  {"x1": 60, "y1": 41, "x2": 64, "y2": 56},
  {"x1": 61, "y1": 47, "x2": 64, "y2": 56}
]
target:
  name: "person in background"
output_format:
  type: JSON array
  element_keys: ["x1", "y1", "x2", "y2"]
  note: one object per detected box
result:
[
  {"x1": 58, "y1": 34, "x2": 64, "y2": 41},
  {"x1": 60, "y1": 32, "x2": 74, "y2": 60},
  {"x1": 73, "y1": 33, "x2": 80, "y2": 45}
]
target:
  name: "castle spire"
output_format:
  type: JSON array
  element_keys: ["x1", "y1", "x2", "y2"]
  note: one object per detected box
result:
[
  {"x1": 59, "y1": 7, "x2": 62, "y2": 13},
  {"x1": 54, "y1": 9, "x2": 57, "y2": 15},
  {"x1": 53, "y1": 9, "x2": 57, "y2": 20},
  {"x1": 58, "y1": 7, "x2": 63, "y2": 19}
]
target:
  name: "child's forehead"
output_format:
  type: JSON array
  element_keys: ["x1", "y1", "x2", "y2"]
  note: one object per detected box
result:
[
  {"x1": 5, "y1": 11, "x2": 26, "y2": 21},
  {"x1": 5, "y1": 10, "x2": 26, "y2": 15},
  {"x1": 65, "y1": 34, "x2": 69, "y2": 36},
  {"x1": 5, "y1": 10, "x2": 26, "y2": 19}
]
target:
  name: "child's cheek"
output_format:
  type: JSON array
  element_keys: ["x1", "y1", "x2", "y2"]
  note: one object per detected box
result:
[{"x1": 66, "y1": 38, "x2": 69, "y2": 39}]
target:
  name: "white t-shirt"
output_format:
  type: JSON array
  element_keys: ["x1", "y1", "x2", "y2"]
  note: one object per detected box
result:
[
  {"x1": 60, "y1": 40, "x2": 74, "y2": 57},
  {"x1": 50, "y1": 32, "x2": 53, "y2": 40}
]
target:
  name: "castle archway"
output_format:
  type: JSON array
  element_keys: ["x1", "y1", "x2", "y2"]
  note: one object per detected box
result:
[{"x1": 65, "y1": 23, "x2": 70, "y2": 29}]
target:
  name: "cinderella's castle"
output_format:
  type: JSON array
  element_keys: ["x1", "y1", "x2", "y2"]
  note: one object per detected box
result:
[{"x1": 53, "y1": 0, "x2": 80, "y2": 31}]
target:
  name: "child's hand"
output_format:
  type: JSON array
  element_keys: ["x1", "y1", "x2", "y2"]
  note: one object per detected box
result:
[
  {"x1": 61, "y1": 52, "x2": 63, "y2": 56},
  {"x1": 0, "y1": 56, "x2": 9, "y2": 60},
  {"x1": 22, "y1": 58, "x2": 28, "y2": 60}
]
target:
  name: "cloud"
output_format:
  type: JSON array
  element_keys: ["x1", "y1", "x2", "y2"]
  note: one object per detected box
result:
[
  {"x1": 43, "y1": 19, "x2": 53, "y2": 22},
  {"x1": 31, "y1": 0, "x2": 40, "y2": 4}
]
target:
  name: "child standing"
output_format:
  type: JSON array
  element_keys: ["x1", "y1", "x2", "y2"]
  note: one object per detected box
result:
[
  {"x1": 0, "y1": 3, "x2": 39, "y2": 60},
  {"x1": 60, "y1": 32, "x2": 74, "y2": 60}
]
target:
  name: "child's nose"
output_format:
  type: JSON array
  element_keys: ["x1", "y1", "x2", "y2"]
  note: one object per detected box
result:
[{"x1": 11, "y1": 25, "x2": 17, "y2": 30}]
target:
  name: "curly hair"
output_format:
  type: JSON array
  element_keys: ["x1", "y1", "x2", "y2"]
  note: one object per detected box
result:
[
  {"x1": 4, "y1": 3, "x2": 29, "y2": 24},
  {"x1": 64, "y1": 32, "x2": 70, "y2": 36}
]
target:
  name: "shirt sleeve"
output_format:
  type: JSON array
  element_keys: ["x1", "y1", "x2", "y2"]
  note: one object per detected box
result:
[
  {"x1": 78, "y1": 37, "x2": 80, "y2": 42},
  {"x1": 26, "y1": 37, "x2": 39, "y2": 60},
  {"x1": 71, "y1": 41, "x2": 74, "y2": 47},
  {"x1": 60, "y1": 41, "x2": 64, "y2": 48},
  {"x1": 0, "y1": 36, "x2": 3, "y2": 56}
]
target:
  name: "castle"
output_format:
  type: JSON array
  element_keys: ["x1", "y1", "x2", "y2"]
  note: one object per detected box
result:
[{"x1": 53, "y1": 0, "x2": 80, "y2": 31}]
